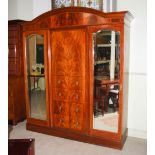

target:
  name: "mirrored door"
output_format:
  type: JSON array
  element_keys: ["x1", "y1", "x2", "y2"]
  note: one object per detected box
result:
[
  {"x1": 93, "y1": 29, "x2": 120, "y2": 133},
  {"x1": 25, "y1": 34, "x2": 47, "y2": 120}
]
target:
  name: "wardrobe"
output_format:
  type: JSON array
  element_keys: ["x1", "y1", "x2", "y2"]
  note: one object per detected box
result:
[
  {"x1": 8, "y1": 20, "x2": 26, "y2": 124},
  {"x1": 22, "y1": 7, "x2": 133, "y2": 149}
]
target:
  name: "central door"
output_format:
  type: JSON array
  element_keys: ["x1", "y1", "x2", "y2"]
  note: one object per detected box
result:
[{"x1": 50, "y1": 28, "x2": 87, "y2": 132}]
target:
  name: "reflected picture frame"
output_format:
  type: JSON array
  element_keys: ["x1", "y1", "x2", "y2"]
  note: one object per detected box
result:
[{"x1": 51, "y1": 0, "x2": 104, "y2": 11}]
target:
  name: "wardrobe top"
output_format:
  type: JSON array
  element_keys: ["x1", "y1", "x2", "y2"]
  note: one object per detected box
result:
[{"x1": 22, "y1": 7, "x2": 133, "y2": 31}]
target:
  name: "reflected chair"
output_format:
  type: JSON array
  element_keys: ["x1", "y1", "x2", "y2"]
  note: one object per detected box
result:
[
  {"x1": 108, "y1": 84, "x2": 119, "y2": 112},
  {"x1": 94, "y1": 80, "x2": 108, "y2": 117}
]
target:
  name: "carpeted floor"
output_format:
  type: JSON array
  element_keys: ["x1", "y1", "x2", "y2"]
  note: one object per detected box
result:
[{"x1": 9, "y1": 120, "x2": 147, "y2": 155}]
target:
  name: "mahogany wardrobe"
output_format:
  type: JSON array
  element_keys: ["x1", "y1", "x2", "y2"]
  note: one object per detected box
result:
[{"x1": 22, "y1": 7, "x2": 133, "y2": 149}]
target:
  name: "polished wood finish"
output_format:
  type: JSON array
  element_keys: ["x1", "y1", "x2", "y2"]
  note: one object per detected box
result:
[
  {"x1": 27, "y1": 123, "x2": 127, "y2": 149},
  {"x1": 22, "y1": 7, "x2": 130, "y2": 149},
  {"x1": 22, "y1": 7, "x2": 126, "y2": 31},
  {"x1": 51, "y1": 29, "x2": 87, "y2": 132},
  {"x1": 8, "y1": 139, "x2": 35, "y2": 155},
  {"x1": 8, "y1": 20, "x2": 26, "y2": 125}
]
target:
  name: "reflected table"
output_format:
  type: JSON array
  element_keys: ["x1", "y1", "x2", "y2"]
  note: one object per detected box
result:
[
  {"x1": 94, "y1": 78, "x2": 119, "y2": 114},
  {"x1": 29, "y1": 74, "x2": 45, "y2": 90}
]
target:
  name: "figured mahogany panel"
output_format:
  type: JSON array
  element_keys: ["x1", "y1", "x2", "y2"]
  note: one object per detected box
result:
[
  {"x1": 53, "y1": 88, "x2": 68, "y2": 101},
  {"x1": 51, "y1": 28, "x2": 86, "y2": 131},
  {"x1": 51, "y1": 12, "x2": 111, "y2": 28},
  {"x1": 53, "y1": 101, "x2": 69, "y2": 128},
  {"x1": 53, "y1": 76, "x2": 84, "y2": 90},
  {"x1": 53, "y1": 100, "x2": 69, "y2": 128},
  {"x1": 54, "y1": 115, "x2": 69, "y2": 129},
  {"x1": 54, "y1": 101, "x2": 69, "y2": 115},
  {"x1": 69, "y1": 90, "x2": 84, "y2": 102},
  {"x1": 52, "y1": 76, "x2": 68, "y2": 89},
  {"x1": 69, "y1": 77, "x2": 83, "y2": 90},
  {"x1": 22, "y1": 7, "x2": 127, "y2": 32},
  {"x1": 51, "y1": 29, "x2": 86, "y2": 76},
  {"x1": 70, "y1": 103, "x2": 83, "y2": 131}
]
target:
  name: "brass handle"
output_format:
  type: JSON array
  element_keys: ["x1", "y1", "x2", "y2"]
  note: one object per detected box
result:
[
  {"x1": 75, "y1": 94, "x2": 79, "y2": 100},
  {"x1": 76, "y1": 121, "x2": 79, "y2": 127},
  {"x1": 75, "y1": 81, "x2": 79, "y2": 86},
  {"x1": 59, "y1": 106, "x2": 62, "y2": 112},
  {"x1": 57, "y1": 80, "x2": 61, "y2": 84},
  {"x1": 60, "y1": 118, "x2": 64, "y2": 123},
  {"x1": 75, "y1": 107, "x2": 79, "y2": 113}
]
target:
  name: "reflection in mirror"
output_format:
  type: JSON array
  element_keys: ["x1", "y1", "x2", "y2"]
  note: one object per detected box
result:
[
  {"x1": 26, "y1": 34, "x2": 47, "y2": 120},
  {"x1": 93, "y1": 30, "x2": 120, "y2": 133}
]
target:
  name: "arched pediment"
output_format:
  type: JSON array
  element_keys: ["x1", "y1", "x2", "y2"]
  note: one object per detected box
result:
[{"x1": 23, "y1": 7, "x2": 127, "y2": 31}]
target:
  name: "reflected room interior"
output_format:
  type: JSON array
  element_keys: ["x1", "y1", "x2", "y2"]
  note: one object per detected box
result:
[
  {"x1": 26, "y1": 34, "x2": 47, "y2": 120},
  {"x1": 93, "y1": 30, "x2": 120, "y2": 133}
]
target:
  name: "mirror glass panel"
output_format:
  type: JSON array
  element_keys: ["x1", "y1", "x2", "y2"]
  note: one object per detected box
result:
[
  {"x1": 93, "y1": 30, "x2": 120, "y2": 133},
  {"x1": 26, "y1": 34, "x2": 47, "y2": 120}
]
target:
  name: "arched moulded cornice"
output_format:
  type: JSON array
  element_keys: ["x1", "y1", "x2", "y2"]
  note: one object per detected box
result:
[{"x1": 22, "y1": 7, "x2": 129, "y2": 31}]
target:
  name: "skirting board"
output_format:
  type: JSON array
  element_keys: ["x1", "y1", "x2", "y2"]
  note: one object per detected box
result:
[{"x1": 128, "y1": 128, "x2": 147, "y2": 139}]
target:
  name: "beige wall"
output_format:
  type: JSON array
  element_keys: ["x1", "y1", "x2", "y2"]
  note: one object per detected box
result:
[{"x1": 117, "y1": 0, "x2": 147, "y2": 138}]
